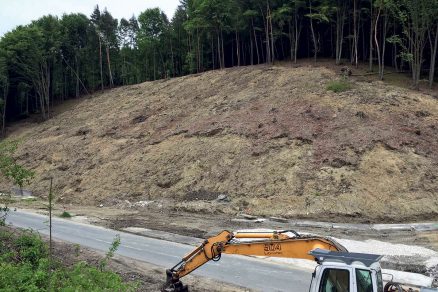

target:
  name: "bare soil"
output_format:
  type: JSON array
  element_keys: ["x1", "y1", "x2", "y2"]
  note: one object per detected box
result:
[{"x1": 2, "y1": 64, "x2": 438, "y2": 223}]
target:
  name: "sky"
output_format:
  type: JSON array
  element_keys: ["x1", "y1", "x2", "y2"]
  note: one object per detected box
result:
[{"x1": 0, "y1": 0, "x2": 180, "y2": 37}]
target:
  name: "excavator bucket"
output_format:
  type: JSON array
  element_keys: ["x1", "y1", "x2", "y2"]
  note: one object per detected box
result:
[{"x1": 162, "y1": 269, "x2": 189, "y2": 292}]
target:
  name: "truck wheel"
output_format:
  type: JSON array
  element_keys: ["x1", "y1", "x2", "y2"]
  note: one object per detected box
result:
[{"x1": 384, "y1": 282, "x2": 403, "y2": 292}]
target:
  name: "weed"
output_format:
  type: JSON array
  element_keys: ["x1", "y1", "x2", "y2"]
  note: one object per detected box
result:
[
  {"x1": 326, "y1": 79, "x2": 352, "y2": 93},
  {"x1": 99, "y1": 234, "x2": 121, "y2": 271},
  {"x1": 59, "y1": 211, "x2": 72, "y2": 218}
]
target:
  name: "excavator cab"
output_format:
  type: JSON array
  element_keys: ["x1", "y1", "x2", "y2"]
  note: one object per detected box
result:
[{"x1": 309, "y1": 249, "x2": 384, "y2": 292}]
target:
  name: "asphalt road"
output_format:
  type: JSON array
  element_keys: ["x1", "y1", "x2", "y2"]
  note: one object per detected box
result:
[{"x1": 6, "y1": 210, "x2": 311, "y2": 292}]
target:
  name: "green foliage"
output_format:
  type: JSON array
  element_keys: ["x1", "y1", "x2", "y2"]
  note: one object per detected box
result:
[
  {"x1": 99, "y1": 234, "x2": 121, "y2": 271},
  {"x1": 0, "y1": 0, "x2": 437, "y2": 127},
  {"x1": 60, "y1": 211, "x2": 72, "y2": 218},
  {"x1": 0, "y1": 229, "x2": 136, "y2": 291},
  {"x1": 0, "y1": 206, "x2": 8, "y2": 226},
  {"x1": 0, "y1": 140, "x2": 34, "y2": 191},
  {"x1": 326, "y1": 79, "x2": 352, "y2": 93}
]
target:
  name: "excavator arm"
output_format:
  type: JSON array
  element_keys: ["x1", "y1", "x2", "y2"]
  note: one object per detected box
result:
[{"x1": 162, "y1": 230, "x2": 347, "y2": 292}]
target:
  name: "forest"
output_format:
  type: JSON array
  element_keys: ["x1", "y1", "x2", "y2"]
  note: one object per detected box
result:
[{"x1": 0, "y1": 0, "x2": 437, "y2": 135}]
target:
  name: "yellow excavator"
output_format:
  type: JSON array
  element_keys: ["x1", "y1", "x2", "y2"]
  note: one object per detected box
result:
[{"x1": 162, "y1": 230, "x2": 419, "y2": 292}]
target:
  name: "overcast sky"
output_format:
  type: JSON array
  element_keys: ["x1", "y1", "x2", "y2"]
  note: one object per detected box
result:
[{"x1": 0, "y1": 0, "x2": 180, "y2": 37}]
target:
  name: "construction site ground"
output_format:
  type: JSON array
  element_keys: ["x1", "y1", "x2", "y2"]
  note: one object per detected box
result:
[
  {"x1": 1, "y1": 62, "x2": 438, "y2": 288},
  {"x1": 3, "y1": 63, "x2": 438, "y2": 223},
  {"x1": 8, "y1": 200, "x2": 438, "y2": 285}
]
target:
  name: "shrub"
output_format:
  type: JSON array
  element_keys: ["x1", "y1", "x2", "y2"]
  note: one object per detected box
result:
[
  {"x1": 0, "y1": 229, "x2": 137, "y2": 291},
  {"x1": 326, "y1": 79, "x2": 352, "y2": 93},
  {"x1": 60, "y1": 211, "x2": 72, "y2": 218}
]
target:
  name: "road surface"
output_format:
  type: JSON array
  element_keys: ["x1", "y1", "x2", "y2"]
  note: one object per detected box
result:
[{"x1": 6, "y1": 209, "x2": 311, "y2": 292}]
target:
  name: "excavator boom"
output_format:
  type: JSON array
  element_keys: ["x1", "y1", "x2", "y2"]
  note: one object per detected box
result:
[{"x1": 162, "y1": 230, "x2": 347, "y2": 292}]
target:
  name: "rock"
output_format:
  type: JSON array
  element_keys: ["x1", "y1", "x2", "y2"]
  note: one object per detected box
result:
[
  {"x1": 270, "y1": 216, "x2": 289, "y2": 223},
  {"x1": 216, "y1": 194, "x2": 230, "y2": 202},
  {"x1": 133, "y1": 200, "x2": 153, "y2": 208},
  {"x1": 241, "y1": 213, "x2": 257, "y2": 220}
]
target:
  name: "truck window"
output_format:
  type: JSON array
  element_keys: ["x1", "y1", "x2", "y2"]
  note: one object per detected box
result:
[
  {"x1": 356, "y1": 269, "x2": 373, "y2": 292},
  {"x1": 319, "y1": 268, "x2": 350, "y2": 292}
]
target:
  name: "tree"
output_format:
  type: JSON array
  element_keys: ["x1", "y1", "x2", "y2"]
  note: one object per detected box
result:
[
  {"x1": 0, "y1": 25, "x2": 54, "y2": 120},
  {"x1": 60, "y1": 13, "x2": 90, "y2": 97},
  {"x1": 0, "y1": 52, "x2": 8, "y2": 136},
  {"x1": 90, "y1": 6, "x2": 104, "y2": 90},
  {"x1": 306, "y1": 0, "x2": 331, "y2": 62},
  {"x1": 138, "y1": 8, "x2": 170, "y2": 79},
  {"x1": 334, "y1": 0, "x2": 348, "y2": 65},
  {"x1": 396, "y1": 0, "x2": 436, "y2": 89},
  {"x1": 0, "y1": 140, "x2": 34, "y2": 196}
]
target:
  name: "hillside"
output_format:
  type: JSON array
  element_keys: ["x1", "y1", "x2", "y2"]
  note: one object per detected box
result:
[{"x1": 4, "y1": 65, "x2": 438, "y2": 222}]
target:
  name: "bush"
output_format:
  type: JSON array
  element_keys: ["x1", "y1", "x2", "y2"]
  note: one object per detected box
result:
[
  {"x1": 326, "y1": 79, "x2": 352, "y2": 93},
  {"x1": 60, "y1": 211, "x2": 72, "y2": 218},
  {"x1": 0, "y1": 229, "x2": 137, "y2": 291}
]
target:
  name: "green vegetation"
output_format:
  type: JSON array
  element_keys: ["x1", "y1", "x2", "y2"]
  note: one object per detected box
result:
[
  {"x1": 0, "y1": 229, "x2": 136, "y2": 291},
  {"x1": 0, "y1": 140, "x2": 34, "y2": 226},
  {"x1": 59, "y1": 211, "x2": 72, "y2": 218},
  {"x1": 0, "y1": 140, "x2": 34, "y2": 195},
  {"x1": 0, "y1": 0, "x2": 436, "y2": 132},
  {"x1": 326, "y1": 79, "x2": 352, "y2": 93}
]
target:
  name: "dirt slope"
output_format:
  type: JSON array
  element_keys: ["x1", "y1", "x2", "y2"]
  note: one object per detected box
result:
[{"x1": 4, "y1": 65, "x2": 438, "y2": 222}]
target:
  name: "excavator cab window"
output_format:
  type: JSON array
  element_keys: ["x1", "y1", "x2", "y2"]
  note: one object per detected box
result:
[
  {"x1": 356, "y1": 269, "x2": 373, "y2": 292},
  {"x1": 319, "y1": 268, "x2": 350, "y2": 292}
]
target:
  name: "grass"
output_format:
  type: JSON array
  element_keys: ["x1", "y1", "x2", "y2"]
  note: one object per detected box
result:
[
  {"x1": 59, "y1": 211, "x2": 72, "y2": 218},
  {"x1": 326, "y1": 79, "x2": 352, "y2": 93}
]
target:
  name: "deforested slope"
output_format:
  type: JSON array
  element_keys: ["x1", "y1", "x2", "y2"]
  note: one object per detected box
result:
[{"x1": 5, "y1": 65, "x2": 438, "y2": 222}]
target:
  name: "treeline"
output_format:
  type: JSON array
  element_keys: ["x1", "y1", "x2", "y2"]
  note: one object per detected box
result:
[{"x1": 0, "y1": 0, "x2": 437, "y2": 134}]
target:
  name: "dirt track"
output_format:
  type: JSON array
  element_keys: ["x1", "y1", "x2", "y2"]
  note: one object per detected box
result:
[{"x1": 2, "y1": 64, "x2": 438, "y2": 222}]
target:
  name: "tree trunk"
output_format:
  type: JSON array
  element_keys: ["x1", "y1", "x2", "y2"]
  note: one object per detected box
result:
[
  {"x1": 393, "y1": 20, "x2": 399, "y2": 72},
  {"x1": 170, "y1": 37, "x2": 175, "y2": 77},
  {"x1": 353, "y1": 0, "x2": 359, "y2": 67},
  {"x1": 217, "y1": 31, "x2": 222, "y2": 69},
  {"x1": 263, "y1": 3, "x2": 271, "y2": 64},
  {"x1": 236, "y1": 30, "x2": 240, "y2": 66},
  {"x1": 197, "y1": 28, "x2": 200, "y2": 73},
  {"x1": 288, "y1": 20, "x2": 293, "y2": 61},
  {"x1": 212, "y1": 37, "x2": 215, "y2": 69},
  {"x1": 269, "y1": 4, "x2": 275, "y2": 63},
  {"x1": 369, "y1": 0, "x2": 374, "y2": 71},
  {"x1": 374, "y1": 7, "x2": 382, "y2": 79},
  {"x1": 335, "y1": 0, "x2": 346, "y2": 65},
  {"x1": 1, "y1": 82, "x2": 8, "y2": 136},
  {"x1": 250, "y1": 25, "x2": 254, "y2": 65},
  {"x1": 429, "y1": 25, "x2": 438, "y2": 88},
  {"x1": 379, "y1": 13, "x2": 388, "y2": 80},
  {"x1": 221, "y1": 29, "x2": 225, "y2": 68},
  {"x1": 309, "y1": 0, "x2": 318, "y2": 62},
  {"x1": 294, "y1": 16, "x2": 300, "y2": 63},
  {"x1": 252, "y1": 19, "x2": 260, "y2": 64},
  {"x1": 105, "y1": 45, "x2": 113, "y2": 87},
  {"x1": 99, "y1": 35, "x2": 103, "y2": 91},
  {"x1": 153, "y1": 48, "x2": 156, "y2": 80},
  {"x1": 75, "y1": 54, "x2": 80, "y2": 97}
]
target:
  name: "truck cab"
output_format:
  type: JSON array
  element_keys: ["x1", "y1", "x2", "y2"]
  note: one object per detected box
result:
[{"x1": 308, "y1": 249, "x2": 384, "y2": 292}]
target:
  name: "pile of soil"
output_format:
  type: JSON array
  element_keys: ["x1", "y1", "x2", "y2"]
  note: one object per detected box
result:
[{"x1": 3, "y1": 65, "x2": 438, "y2": 222}]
